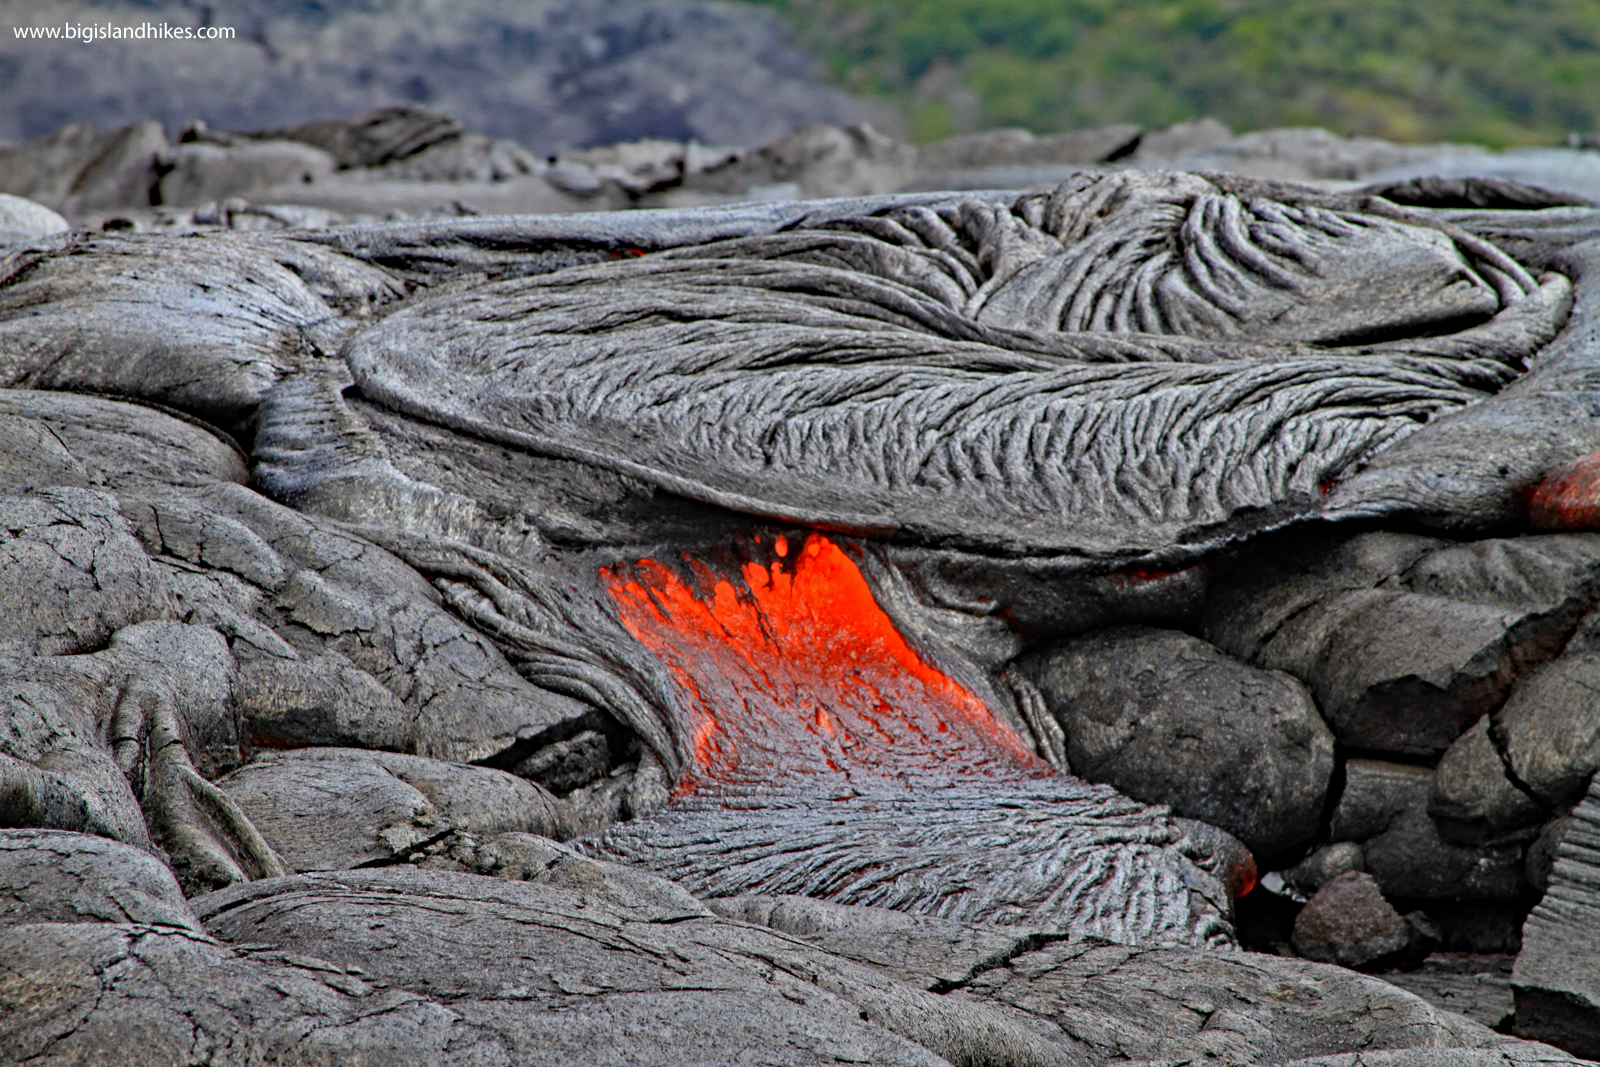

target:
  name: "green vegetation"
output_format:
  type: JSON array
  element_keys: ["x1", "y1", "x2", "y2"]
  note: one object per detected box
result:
[{"x1": 739, "y1": 0, "x2": 1600, "y2": 146}]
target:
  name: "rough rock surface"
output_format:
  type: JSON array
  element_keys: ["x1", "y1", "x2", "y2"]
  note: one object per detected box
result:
[
  {"x1": 1493, "y1": 644, "x2": 1600, "y2": 812},
  {"x1": 963, "y1": 935, "x2": 1539, "y2": 1065},
  {"x1": 190, "y1": 866, "x2": 1071, "y2": 1067},
  {"x1": 1331, "y1": 760, "x2": 1530, "y2": 903},
  {"x1": 341, "y1": 172, "x2": 1568, "y2": 562},
  {"x1": 217, "y1": 748, "x2": 575, "y2": 872},
  {"x1": 1513, "y1": 772, "x2": 1600, "y2": 1058},
  {"x1": 0, "y1": 829, "x2": 202, "y2": 932},
  {"x1": 1292, "y1": 871, "x2": 1414, "y2": 970},
  {"x1": 157, "y1": 139, "x2": 337, "y2": 207},
  {"x1": 1287, "y1": 842, "x2": 1366, "y2": 898},
  {"x1": 1168, "y1": 126, "x2": 1486, "y2": 182},
  {"x1": 2, "y1": 171, "x2": 1599, "y2": 1062},
  {"x1": 1431, "y1": 715, "x2": 1548, "y2": 845},
  {"x1": 1381, "y1": 954, "x2": 1517, "y2": 1031},
  {"x1": 598, "y1": 783, "x2": 1239, "y2": 947},
  {"x1": 724, "y1": 892, "x2": 1548, "y2": 1065},
  {"x1": 1018, "y1": 625, "x2": 1335, "y2": 857},
  {"x1": 1206, "y1": 531, "x2": 1600, "y2": 755},
  {"x1": 0, "y1": 193, "x2": 68, "y2": 245}
]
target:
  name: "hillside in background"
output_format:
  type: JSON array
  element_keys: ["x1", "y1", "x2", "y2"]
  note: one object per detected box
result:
[
  {"x1": 6, "y1": 0, "x2": 1600, "y2": 153},
  {"x1": 0, "y1": 0, "x2": 886, "y2": 151},
  {"x1": 739, "y1": 0, "x2": 1600, "y2": 146}
]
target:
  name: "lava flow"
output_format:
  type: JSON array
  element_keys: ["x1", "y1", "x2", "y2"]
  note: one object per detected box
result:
[
  {"x1": 1527, "y1": 449, "x2": 1600, "y2": 529},
  {"x1": 602, "y1": 532, "x2": 1053, "y2": 795}
]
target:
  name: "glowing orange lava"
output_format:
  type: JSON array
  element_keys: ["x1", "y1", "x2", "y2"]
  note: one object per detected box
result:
[
  {"x1": 602, "y1": 532, "x2": 1052, "y2": 794},
  {"x1": 1527, "y1": 449, "x2": 1600, "y2": 530}
]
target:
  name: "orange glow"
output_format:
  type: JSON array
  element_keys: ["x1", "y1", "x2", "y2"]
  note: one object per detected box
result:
[
  {"x1": 1232, "y1": 852, "x2": 1258, "y2": 899},
  {"x1": 1527, "y1": 450, "x2": 1600, "y2": 530},
  {"x1": 602, "y1": 532, "x2": 1051, "y2": 794}
]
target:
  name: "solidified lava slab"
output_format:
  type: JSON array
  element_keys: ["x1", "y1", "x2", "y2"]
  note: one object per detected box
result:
[{"x1": 602, "y1": 531, "x2": 1052, "y2": 795}]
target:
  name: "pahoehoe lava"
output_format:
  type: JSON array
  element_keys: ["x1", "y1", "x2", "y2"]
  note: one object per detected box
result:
[{"x1": 5, "y1": 166, "x2": 1600, "y2": 1063}]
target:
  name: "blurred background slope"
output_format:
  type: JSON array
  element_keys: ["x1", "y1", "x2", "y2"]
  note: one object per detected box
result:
[
  {"x1": 0, "y1": 0, "x2": 891, "y2": 152},
  {"x1": 753, "y1": 0, "x2": 1600, "y2": 147},
  {"x1": 6, "y1": 0, "x2": 1600, "y2": 153}
]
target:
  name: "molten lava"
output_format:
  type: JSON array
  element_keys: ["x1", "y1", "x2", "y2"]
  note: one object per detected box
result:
[
  {"x1": 1527, "y1": 449, "x2": 1600, "y2": 530},
  {"x1": 603, "y1": 532, "x2": 1052, "y2": 795}
]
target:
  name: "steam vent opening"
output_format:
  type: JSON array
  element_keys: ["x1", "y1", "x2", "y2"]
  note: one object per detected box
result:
[{"x1": 602, "y1": 531, "x2": 1053, "y2": 796}]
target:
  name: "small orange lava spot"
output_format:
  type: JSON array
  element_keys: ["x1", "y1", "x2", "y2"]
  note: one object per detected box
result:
[
  {"x1": 1527, "y1": 450, "x2": 1600, "y2": 530},
  {"x1": 774, "y1": 535, "x2": 789, "y2": 558},
  {"x1": 602, "y1": 532, "x2": 1050, "y2": 795},
  {"x1": 1109, "y1": 565, "x2": 1205, "y2": 586},
  {"x1": 1233, "y1": 853, "x2": 1258, "y2": 899}
]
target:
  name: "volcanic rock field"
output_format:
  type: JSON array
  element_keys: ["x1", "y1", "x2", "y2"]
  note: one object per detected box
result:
[{"x1": 2, "y1": 107, "x2": 1600, "y2": 1065}]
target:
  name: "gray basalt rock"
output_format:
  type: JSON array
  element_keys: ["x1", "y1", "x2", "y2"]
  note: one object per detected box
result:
[
  {"x1": 726, "y1": 891, "x2": 1552, "y2": 1064},
  {"x1": 0, "y1": 122, "x2": 113, "y2": 203},
  {"x1": 244, "y1": 106, "x2": 539, "y2": 186},
  {"x1": 1291, "y1": 871, "x2": 1412, "y2": 969},
  {"x1": 191, "y1": 866, "x2": 1072, "y2": 1067},
  {"x1": 915, "y1": 124, "x2": 1143, "y2": 174},
  {"x1": 1017, "y1": 625, "x2": 1334, "y2": 857},
  {"x1": 964, "y1": 931, "x2": 1531, "y2": 1064},
  {"x1": 598, "y1": 782, "x2": 1240, "y2": 947},
  {"x1": 0, "y1": 391, "x2": 598, "y2": 892},
  {"x1": 1380, "y1": 954, "x2": 1517, "y2": 1031},
  {"x1": 217, "y1": 748, "x2": 574, "y2": 872},
  {"x1": 1276, "y1": 1049, "x2": 1577, "y2": 1066},
  {"x1": 0, "y1": 487, "x2": 175, "y2": 658},
  {"x1": 1493, "y1": 648, "x2": 1600, "y2": 811},
  {"x1": 0, "y1": 921, "x2": 432, "y2": 1067},
  {"x1": 684, "y1": 121, "x2": 918, "y2": 199},
  {"x1": 1287, "y1": 842, "x2": 1366, "y2": 898},
  {"x1": 0, "y1": 390, "x2": 595, "y2": 767},
  {"x1": 513, "y1": 729, "x2": 612, "y2": 794},
  {"x1": 0, "y1": 193, "x2": 68, "y2": 246},
  {"x1": 0, "y1": 851, "x2": 1573, "y2": 1067},
  {"x1": 0, "y1": 829, "x2": 202, "y2": 933},
  {"x1": 1169, "y1": 126, "x2": 1487, "y2": 183},
  {"x1": 1, "y1": 175, "x2": 1599, "y2": 1062},
  {"x1": 0, "y1": 234, "x2": 403, "y2": 423},
  {"x1": 1514, "y1": 772, "x2": 1600, "y2": 1059},
  {"x1": 1526, "y1": 815, "x2": 1577, "y2": 894},
  {"x1": 18, "y1": 120, "x2": 169, "y2": 216},
  {"x1": 253, "y1": 106, "x2": 469, "y2": 171},
  {"x1": 710, "y1": 892, "x2": 1039, "y2": 991},
  {"x1": 1431, "y1": 716, "x2": 1548, "y2": 845},
  {"x1": 369, "y1": 134, "x2": 540, "y2": 183},
  {"x1": 157, "y1": 140, "x2": 336, "y2": 207},
  {"x1": 1331, "y1": 760, "x2": 1529, "y2": 902},
  {"x1": 341, "y1": 172, "x2": 1570, "y2": 564},
  {"x1": 1207, "y1": 532, "x2": 1600, "y2": 755}
]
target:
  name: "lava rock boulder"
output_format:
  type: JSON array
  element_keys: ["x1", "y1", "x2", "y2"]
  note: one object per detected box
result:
[
  {"x1": 1018, "y1": 625, "x2": 1335, "y2": 857},
  {"x1": 1292, "y1": 870, "x2": 1422, "y2": 970}
]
